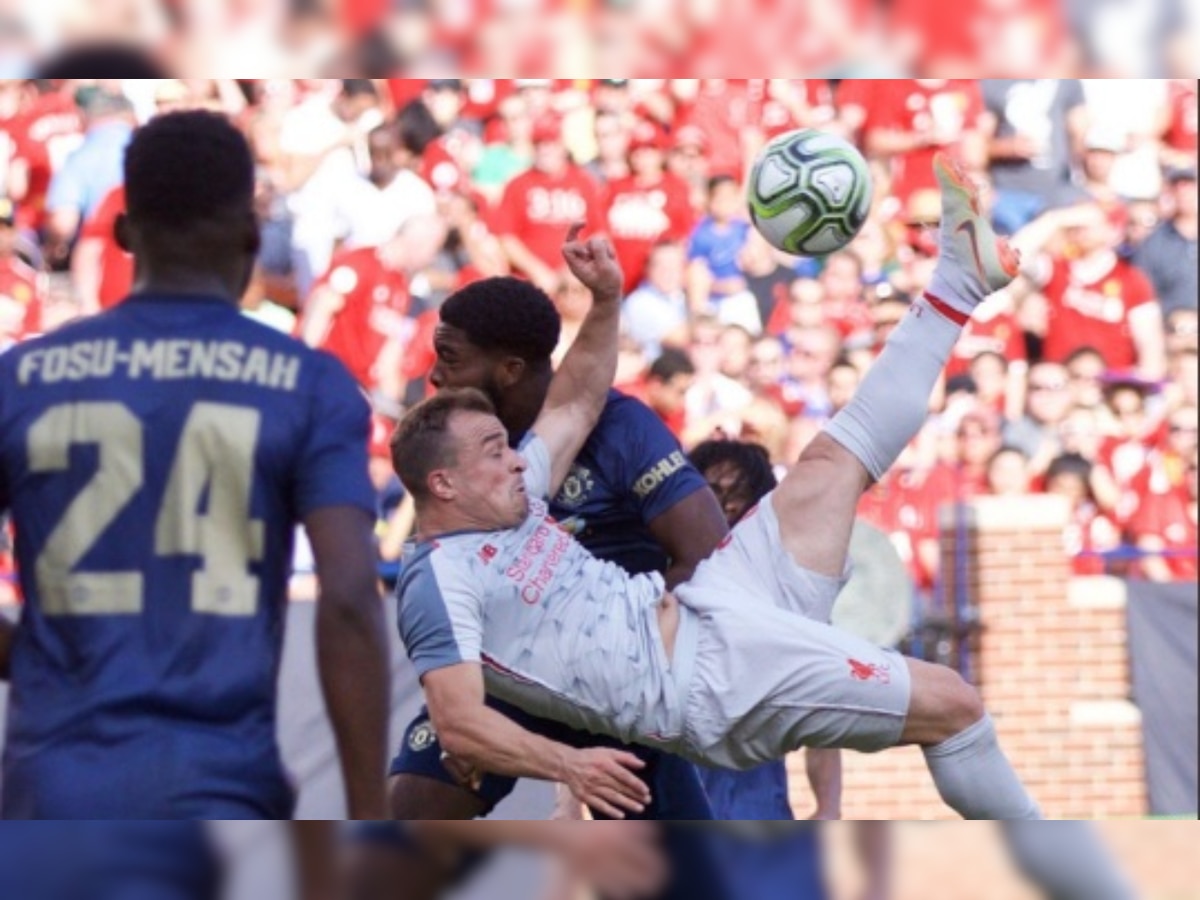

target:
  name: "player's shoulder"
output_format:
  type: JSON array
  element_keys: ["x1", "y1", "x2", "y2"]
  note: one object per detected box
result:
[{"x1": 592, "y1": 390, "x2": 673, "y2": 442}]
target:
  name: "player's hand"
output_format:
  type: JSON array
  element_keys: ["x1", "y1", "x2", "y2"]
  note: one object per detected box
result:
[
  {"x1": 562, "y1": 222, "x2": 624, "y2": 303},
  {"x1": 562, "y1": 747, "x2": 650, "y2": 819},
  {"x1": 440, "y1": 751, "x2": 484, "y2": 792},
  {"x1": 557, "y1": 822, "x2": 669, "y2": 900}
]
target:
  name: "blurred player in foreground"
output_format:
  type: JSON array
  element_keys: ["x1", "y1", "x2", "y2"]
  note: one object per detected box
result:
[{"x1": 0, "y1": 110, "x2": 390, "y2": 819}]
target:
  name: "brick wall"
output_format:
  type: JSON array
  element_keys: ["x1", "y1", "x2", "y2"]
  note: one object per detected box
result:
[{"x1": 787, "y1": 495, "x2": 1147, "y2": 820}]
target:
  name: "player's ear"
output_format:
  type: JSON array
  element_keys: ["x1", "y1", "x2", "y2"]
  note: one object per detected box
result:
[
  {"x1": 241, "y1": 210, "x2": 261, "y2": 257},
  {"x1": 428, "y1": 469, "x2": 456, "y2": 501},
  {"x1": 495, "y1": 356, "x2": 526, "y2": 389},
  {"x1": 114, "y1": 212, "x2": 132, "y2": 253}
]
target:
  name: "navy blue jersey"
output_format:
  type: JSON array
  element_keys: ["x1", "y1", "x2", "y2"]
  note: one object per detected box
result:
[
  {"x1": 0, "y1": 294, "x2": 376, "y2": 819},
  {"x1": 549, "y1": 391, "x2": 708, "y2": 576}
]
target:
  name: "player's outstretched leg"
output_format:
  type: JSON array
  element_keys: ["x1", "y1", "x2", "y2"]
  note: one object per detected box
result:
[{"x1": 765, "y1": 155, "x2": 1038, "y2": 820}]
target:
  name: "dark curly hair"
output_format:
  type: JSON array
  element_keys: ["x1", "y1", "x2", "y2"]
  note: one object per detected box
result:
[
  {"x1": 440, "y1": 278, "x2": 562, "y2": 366},
  {"x1": 124, "y1": 111, "x2": 255, "y2": 230},
  {"x1": 689, "y1": 439, "x2": 778, "y2": 523}
]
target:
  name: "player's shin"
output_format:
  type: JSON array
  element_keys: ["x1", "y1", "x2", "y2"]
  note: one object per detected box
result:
[
  {"x1": 824, "y1": 294, "x2": 964, "y2": 481},
  {"x1": 921, "y1": 714, "x2": 1042, "y2": 820},
  {"x1": 1000, "y1": 822, "x2": 1138, "y2": 900}
]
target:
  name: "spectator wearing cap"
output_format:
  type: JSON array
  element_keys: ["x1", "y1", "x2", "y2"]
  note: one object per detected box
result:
[
  {"x1": 1133, "y1": 165, "x2": 1197, "y2": 319},
  {"x1": 980, "y1": 78, "x2": 1089, "y2": 235},
  {"x1": 604, "y1": 118, "x2": 694, "y2": 295},
  {"x1": 43, "y1": 89, "x2": 135, "y2": 267},
  {"x1": 1012, "y1": 201, "x2": 1166, "y2": 381},
  {"x1": 622, "y1": 241, "x2": 690, "y2": 361},
  {"x1": 1078, "y1": 124, "x2": 1128, "y2": 206},
  {"x1": 493, "y1": 113, "x2": 604, "y2": 297},
  {"x1": 0, "y1": 198, "x2": 43, "y2": 347}
]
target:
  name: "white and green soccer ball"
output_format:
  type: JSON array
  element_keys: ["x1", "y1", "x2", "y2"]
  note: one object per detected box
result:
[{"x1": 747, "y1": 128, "x2": 874, "y2": 257}]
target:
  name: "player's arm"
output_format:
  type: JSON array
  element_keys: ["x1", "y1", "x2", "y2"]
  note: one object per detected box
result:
[
  {"x1": 306, "y1": 505, "x2": 391, "y2": 820},
  {"x1": 854, "y1": 821, "x2": 893, "y2": 900},
  {"x1": 805, "y1": 748, "x2": 844, "y2": 819},
  {"x1": 648, "y1": 491, "x2": 728, "y2": 589},
  {"x1": 422, "y1": 663, "x2": 651, "y2": 819},
  {"x1": 532, "y1": 223, "x2": 624, "y2": 496}
]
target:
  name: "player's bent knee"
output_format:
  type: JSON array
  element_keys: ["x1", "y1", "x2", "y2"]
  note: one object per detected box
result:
[
  {"x1": 388, "y1": 774, "x2": 489, "y2": 821},
  {"x1": 901, "y1": 659, "x2": 985, "y2": 746}
]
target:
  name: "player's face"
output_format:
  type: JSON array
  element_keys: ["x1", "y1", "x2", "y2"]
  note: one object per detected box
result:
[
  {"x1": 449, "y1": 412, "x2": 530, "y2": 527},
  {"x1": 431, "y1": 325, "x2": 506, "y2": 405},
  {"x1": 703, "y1": 462, "x2": 755, "y2": 527}
]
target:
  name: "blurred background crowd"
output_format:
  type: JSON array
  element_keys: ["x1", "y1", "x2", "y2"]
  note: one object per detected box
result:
[
  {"x1": 0, "y1": 0, "x2": 1197, "y2": 79},
  {"x1": 0, "y1": 76, "x2": 1196, "y2": 628}
]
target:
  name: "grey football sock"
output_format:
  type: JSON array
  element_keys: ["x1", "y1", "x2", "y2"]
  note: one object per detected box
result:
[
  {"x1": 825, "y1": 293, "x2": 962, "y2": 481},
  {"x1": 1001, "y1": 821, "x2": 1139, "y2": 900},
  {"x1": 922, "y1": 715, "x2": 1043, "y2": 820}
]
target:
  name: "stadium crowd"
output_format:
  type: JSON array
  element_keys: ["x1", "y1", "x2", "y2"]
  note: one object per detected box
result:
[{"x1": 1, "y1": 77, "x2": 1196, "y2": 613}]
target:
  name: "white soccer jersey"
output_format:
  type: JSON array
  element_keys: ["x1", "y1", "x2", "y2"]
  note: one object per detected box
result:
[{"x1": 397, "y1": 436, "x2": 688, "y2": 746}]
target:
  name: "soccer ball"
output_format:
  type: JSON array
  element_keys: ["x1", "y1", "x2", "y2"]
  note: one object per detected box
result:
[{"x1": 747, "y1": 128, "x2": 874, "y2": 257}]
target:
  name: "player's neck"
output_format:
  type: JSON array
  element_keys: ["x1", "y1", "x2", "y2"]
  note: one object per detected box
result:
[{"x1": 132, "y1": 267, "x2": 243, "y2": 304}]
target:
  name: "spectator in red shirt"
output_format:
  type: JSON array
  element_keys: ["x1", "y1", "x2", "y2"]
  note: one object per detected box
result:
[
  {"x1": 71, "y1": 184, "x2": 131, "y2": 315},
  {"x1": 1093, "y1": 376, "x2": 1163, "y2": 522},
  {"x1": 3, "y1": 81, "x2": 84, "y2": 235},
  {"x1": 494, "y1": 114, "x2": 605, "y2": 296},
  {"x1": 858, "y1": 79, "x2": 987, "y2": 207},
  {"x1": 1130, "y1": 447, "x2": 1198, "y2": 582},
  {"x1": 298, "y1": 215, "x2": 446, "y2": 406},
  {"x1": 0, "y1": 199, "x2": 43, "y2": 347},
  {"x1": 1044, "y1": 452, "x2": 1123, "y2": 576},
  {"x1": 603, "y1": 119, "x2": 694, "y2": 295},
  {"x1": 1159, "y1": 79, "x2": 1198, "y2": 170},
  {"x1": 816, "y1": 250, "x2": 875, "y2": 345},
  {"x1": 1014, "y1": 201, "x2": 1166, "y2": 380}
]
